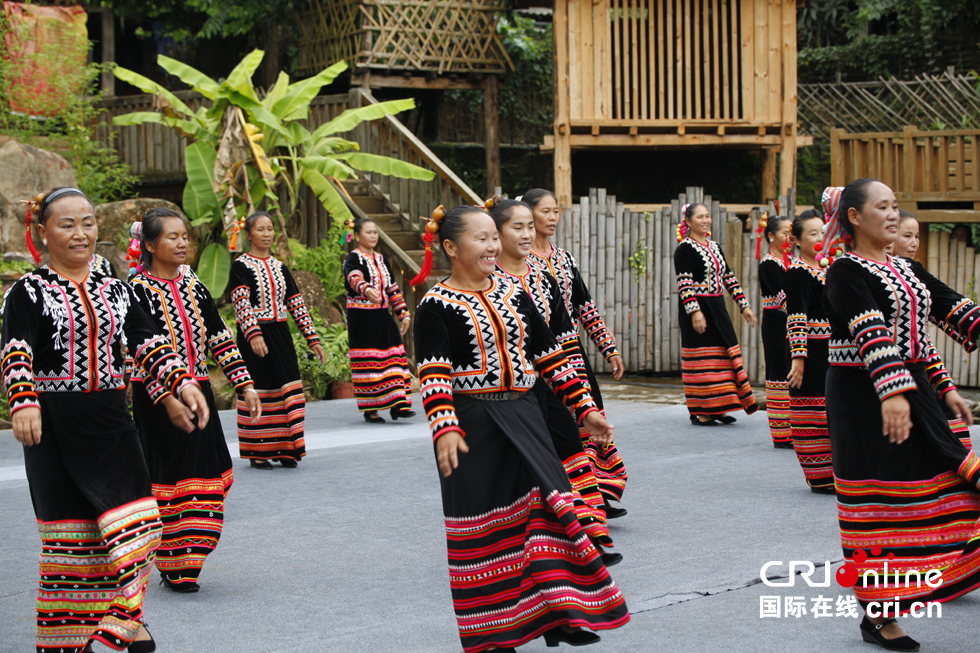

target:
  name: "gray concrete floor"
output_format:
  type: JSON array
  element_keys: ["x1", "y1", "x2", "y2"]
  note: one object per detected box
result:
[{"x1": 1, "y1": 391, "x2": 978, "y2": 652}]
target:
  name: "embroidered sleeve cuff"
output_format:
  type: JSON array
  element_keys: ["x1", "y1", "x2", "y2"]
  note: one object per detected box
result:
[
  {"x1": 957, "y1": 450, "x2": 980, "y2": 490},
  {"x1": 683, "y1": 298, "x2": 701, "y2": 315},
  {"x1": 432, "y1": 425, "x2": 465, "y2": 443},
  {"x1": 8, "y1": 393, "x2": 40, "y2": 414}
]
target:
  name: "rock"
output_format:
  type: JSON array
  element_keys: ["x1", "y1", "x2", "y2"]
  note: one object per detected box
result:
[
  {"x1": 95, "y1": 199, "x2": 200, "y2": 276},
  {"x1": 292, "y1": 270, "x2": 338, "y2": 325},
  {"x1": 0, "y1": 141, "x2": 76, "y2": 259}
]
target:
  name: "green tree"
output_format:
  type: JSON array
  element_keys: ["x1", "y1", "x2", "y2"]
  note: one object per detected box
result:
[{"x1": 112, "y1": 50, "x2": 434, "y2": 297}]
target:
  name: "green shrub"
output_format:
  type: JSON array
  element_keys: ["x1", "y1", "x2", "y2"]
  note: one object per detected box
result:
[{"x1": 289, "y1": 238, "x2": 347, "y2": 306}]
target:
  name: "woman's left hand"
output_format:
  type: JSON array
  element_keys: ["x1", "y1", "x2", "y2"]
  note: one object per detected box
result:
[
  {"x1": 311, "y1": 343, "x2": 326, "y2": 364},
  {"x1": 242, "y1": 385, "x2": 262, "y2": 424},
  {"x1": 583, "y1": 410, "x2": 614, "y2": 445},
  {"x1": 179, "y1": 384, "x2": 211, "y2": 431},
  {"x1": 945, "y1": 390, "x2": 975, "y2": 427},
  {"x1": 609, "y1": 354, "x2": 625, "y2": 380},
  {"x1": 742, "y1": 308, "x2": 758, "y2": 328},
  {"x1": 399, "y1": 316, "x2": 411, "y2": 337}
]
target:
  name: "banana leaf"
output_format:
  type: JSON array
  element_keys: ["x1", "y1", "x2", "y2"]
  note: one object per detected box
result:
[
  {"x1": 112, "y1": 66, "x2": 203, "y2": 126},
  {"x1": 335, "y1": 152, "x2": 435, "y2": 181},
  {"x1": 224, "y1": 49, "x2": 264, "y2": 101},
  {"x1": 196, "y1": 243, "x2": 231, "y2": 298},
  {"x1": 183, "y1": 142, "x2": 221, "y2": 224},
  {"x1": 310, "y1": 99, "x2": 415, "y2": 141},
  {"x1": 271, "y1": 61, "x2": 348, "y2": 122},
  {"x1": 156, "y1": 55, "x2": 220, "y2": 99},
  {"x1": 262, "y1": 72, "x2": 291, "y2": 111},
  {"x1": 302, "y1": 168, "x2": 354, "y2": 225},
  {"x1": 299, "y1": 156, "x2": 357, "y2": 179}
]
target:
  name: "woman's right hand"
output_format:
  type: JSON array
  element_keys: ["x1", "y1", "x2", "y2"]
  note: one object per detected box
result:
[
  {"x1": 364, "y1": 287, "x2": 381, "y2": 304},
  {"x1": 881, "y1": 394, "x2": 913, "y2": 444},
  {"x1": 787, "y1": 358, "x2": 805, "y2": 389},
  {"x1": 692, "y1": 311, "x2": 707, "y2": 334},
  {"x1": 162, "y1": 395, "x2": 198, "y2": 434},
  {"x1": 250, "y1": 335, "x2": 268, "y2": 357},
  {"x1": 436, "y1": 431, "x2": 470, "y2": 478},
  {"x1": 12, "y1": 407, "x2": 42, "y2": 446}
]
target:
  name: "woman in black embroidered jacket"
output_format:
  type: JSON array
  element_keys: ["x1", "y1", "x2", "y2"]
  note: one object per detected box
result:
[
  {"x1": 523, "y1": 188, "x2": 628, "y2": 515},
  {"x1": 822, "y1": 180, "x2": 980, "y2": 650},
  {"x1": 414, "y1": 205, "x2": 629, "y2": 652},
  {"x1": 2, "y1": 187, "x2": 208, "y2": 653},
  {"x1": 343, "y1": 217, "x2": 414, "y2": 423},
  {"x1": 489, "y1": 198, "x2": 619, "y2": 564},
  {"x1": 673, "y1": 202, "x2": 758, "y2": 424},
  {"x1": 128, "y1": 209, "x2": 261, "y2": 593},
  {"x1": 229, "y1": 212, "x2": 324, "y2": 469},
  {"x1": 785, "y1": 212, "x2": 835, "y2": 492},
  {"x1": 758, "y1": 214, "x2": 794, "y2": 448}
]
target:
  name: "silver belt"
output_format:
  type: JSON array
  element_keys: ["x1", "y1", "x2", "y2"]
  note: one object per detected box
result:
[{"x1": 464, "y1": 390, "x2": 527, "y2": 401}]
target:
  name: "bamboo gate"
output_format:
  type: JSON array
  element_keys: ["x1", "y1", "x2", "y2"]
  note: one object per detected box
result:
[{"x1": 554, "y1": 186, "x2": 980, "y2": 388}]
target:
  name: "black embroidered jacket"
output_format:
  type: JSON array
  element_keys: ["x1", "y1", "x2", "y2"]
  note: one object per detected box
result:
[
  {"x1": 414, "y1": 277, "x2": 598, "y2": 442},
  {"x1": 1, "y1": 267, "x2": 197, "y2": 414},
  {"x1": 229, "y1": 253, "x2": 320, "y2": 346},
  {"x1": 130, "y1": 266, "x2": 252, "y2": 402},
  {"x1": 824, "y1": 253, "x2": 980, "y2": 401},
  {"x1": 673, "y1": 237, "x2": 750, "y2": 315},
  {"x1": 785, "y1": 261, "x2": 830, "y2": 359},
  {"x1": 494, "y1": 264, "x2": 586, "y2": 373},
  {"x1": 342, "y1": 249, "x2": 410, "y2": 320},
  {"x1": 527, "y1": 244, "x2": 619, "y2": 359},
  {"x1": 759, "y1": 253, "x2": 788, "y2": 313}
]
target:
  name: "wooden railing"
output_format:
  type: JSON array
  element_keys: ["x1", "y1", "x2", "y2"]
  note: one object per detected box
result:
[
  {"x1": 348, "y1": 88, "x2": 482, "y2": 224},
  {"x1": 831, "y1": 127, "x2": 980, "y2": 206}
]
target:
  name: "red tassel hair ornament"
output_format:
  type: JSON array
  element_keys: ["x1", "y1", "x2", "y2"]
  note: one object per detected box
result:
[
  {"x1": 24, "y1": 193, "x2": 45, "y2": 265},
  {"x1": 409, "y1": 205, "x2": 445, "y2": 287}
]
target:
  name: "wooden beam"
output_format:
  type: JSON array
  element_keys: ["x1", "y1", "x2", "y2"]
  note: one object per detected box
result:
[
  {"x1": 563, "y1": 133, "x2": 784, "y2": 147},
  {"x1": 350, "y1": 75, "x2": 484, "y2": 90},
  {"x1": 484, "y1": 75, "x2": 500, "y2": 198},
  {"x1": 779, "y1": 0, "x2": 798, "y2": 195},
  {"x1": 553, "y1": 0, "x2": 572, "y2": 209},
  {"x1": 762, "y1": 148, "x2": 777, "y2": 202},
  {"x1": 100, "y1": 9, "x2": 115, "y2": 96},
  {"x1": 910, "y1": 209, "x2": 980, "y2": 223}
]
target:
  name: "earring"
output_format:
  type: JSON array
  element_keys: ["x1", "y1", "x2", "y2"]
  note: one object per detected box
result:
[{"x1": 42, "y1": 238, "x2": 47, "y2": 246}]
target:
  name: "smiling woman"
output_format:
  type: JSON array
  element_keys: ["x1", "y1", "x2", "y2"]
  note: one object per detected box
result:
[
  {"x1": 2, "y1": 187, "x2": 208, "y2": 652},
  {"x1": 128, "y1": 208, "x2": 261, "y2": 594},
  {"x1": 413, "y1": 205, "x2": 629, "y2": 652}
]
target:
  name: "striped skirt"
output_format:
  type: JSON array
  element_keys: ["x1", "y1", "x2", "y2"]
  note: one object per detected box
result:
[
  {"x1": 679, "y1": 295, "x2": 758, "y2": 417},
  {"x1": 237, "y1": 321, "x2": 307, "y2": 461},
  {"x1": 133, "y1": 381, "x2": 234, "y2": 587},
  {"x1": 761, "y1": 310, "x2": 791, "y2": 445},
  {"x1": 532, "y1": 378, "x2": 611, "y2": 547},
  {"x1": 828, "y1": 365, "x2": 980, "y2": 612},
  {"x1": 442, "y1": 393, "x2": 629, "y2": 652},
  {"x1": 347, "y1": 307, "x2": 412, "y2": 412},
  {"x1": 25, "y1": 391, "x2": 163, "y2": 652},
  {"x1": 577, "y1": 346, "x2": 628, "y2": 502},
  {"x1": 789, "y1": 341, "x2": 833, "y2": 489}
]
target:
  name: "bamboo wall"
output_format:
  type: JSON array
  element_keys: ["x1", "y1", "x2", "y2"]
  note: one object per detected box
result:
[
  {"x1": 565, "y1": 0, "x2": 793, "y2": 123},
  {"x1": 552, "y1": 186, "x2": 980, "y2": 388}
]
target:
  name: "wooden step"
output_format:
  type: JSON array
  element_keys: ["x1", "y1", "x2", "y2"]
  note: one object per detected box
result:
[
  {"x1": 352, "y1": 196, "x2": 387, "y2": 214},
  {"x1": 342, "y1": 178, "x2": 370, "y2": 195}
]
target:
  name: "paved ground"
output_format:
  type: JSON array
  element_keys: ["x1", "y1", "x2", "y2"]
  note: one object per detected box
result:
[{"x1": 1, "y1": 385, "x2": 978, "y2": 652}]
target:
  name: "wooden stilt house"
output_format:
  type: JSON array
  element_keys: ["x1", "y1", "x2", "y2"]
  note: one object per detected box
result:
[
  {"x1": 546, "y1": 0, "x2": 803, "y2": 209},
  {"x1": 296, "y1": 0, "x2": 513, "y2": 195}
]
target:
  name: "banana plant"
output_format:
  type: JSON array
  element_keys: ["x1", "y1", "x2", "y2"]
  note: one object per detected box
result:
[{"x1": 112, "y1": 50, "x2": 435, "y2": 297}]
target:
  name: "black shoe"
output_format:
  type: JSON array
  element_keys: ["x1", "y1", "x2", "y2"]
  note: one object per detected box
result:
[
  {"x1": 543, "y1": 626, "x2": 600, "y2": 647},
  {"x1": 773, "y1": 441, "x2": 795, "y2": 449},
  {"x1": 364, "y1": 412, "x2": 386, "y2": 424},
  {"x1": 159, "y1": 573, "x2": 199, "y2": 593},
  {"x1": 603, "y1": 499, "x2": 628, "y2": 520},
  {"x1": 250, "y1": 459, "x2": 273, "y2": 470},
  {"x1": 715, "y1": 414, "x2": 737, "y2": 424},
  {"x1": 277, "y1": 458, "x2": 298, "y2": 468},
  {"x1": 689, "y1": 415, "x2": 717, "y2": 426},
  {"x1": 860, "y1": 617, "x2": 920, "y2": 651},
  {"x1": 810, "y1": 485, "x2": 836, "y2": 495},
  {"x1": 601, "y1": 552, "x2": 623, "y2": 567},
  {"x1": 390, "y1": 407, "x2": 416, "y2": 420},
  {"x1": 128, "y1": 623, "x2": 156, "y2": 653}
]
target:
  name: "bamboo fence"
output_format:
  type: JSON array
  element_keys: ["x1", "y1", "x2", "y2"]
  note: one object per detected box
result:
[{"x1": 553, "y1": 186, "x2": 980, "y2": 388}]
